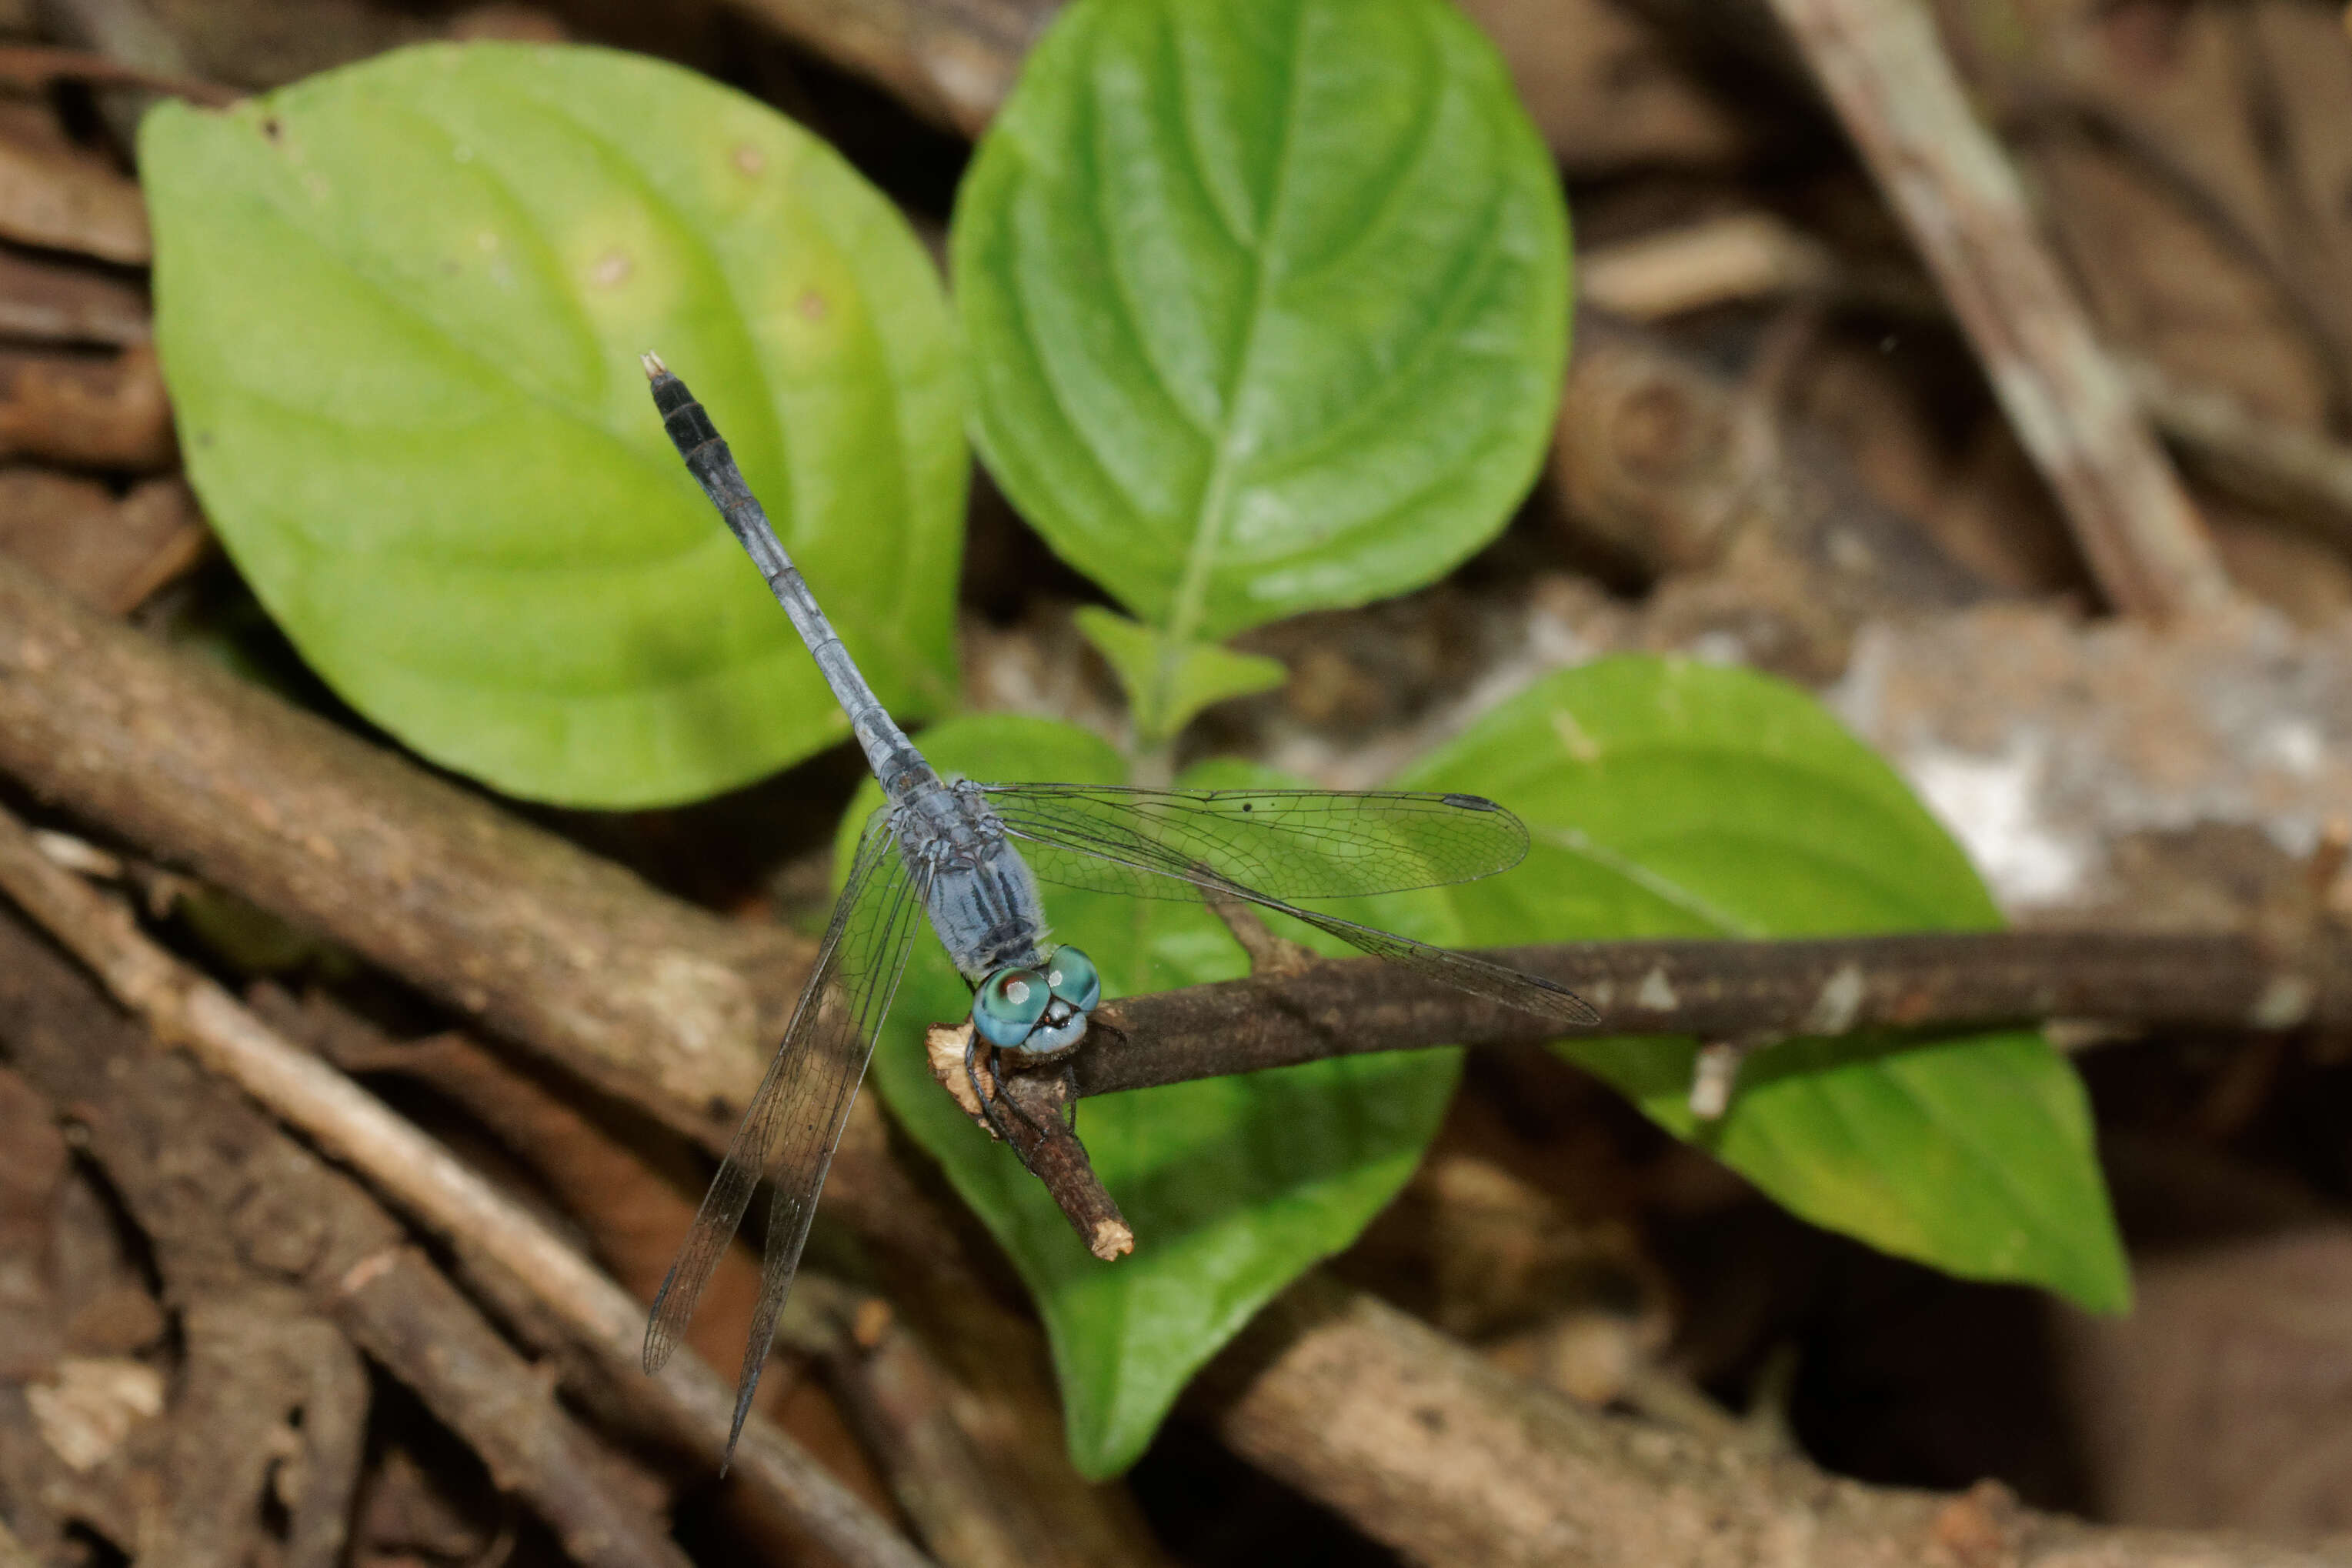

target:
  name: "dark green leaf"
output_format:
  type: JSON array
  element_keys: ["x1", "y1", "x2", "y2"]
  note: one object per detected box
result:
[
  {"x1": 1385, "y1": 657, "x2": 2128, "y2": 1312},
  {"x1": 144, "y1": 42, "x2": 964, "y2": 806},
  {"x1": 840, "y1": 716, "x2": 1459, "y2": 1476},
  {"x1": 953, "y1": 0, "x2": 1570, "y2": 704}
]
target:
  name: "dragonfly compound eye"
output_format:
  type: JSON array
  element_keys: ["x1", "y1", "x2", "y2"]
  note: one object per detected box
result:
[
  {"x1": 1043, "y1": 946, "x2": 1102, "y2": 1013},
  {"x1": 972, "y1": 966, "x2": 1051, "y2": 1046}
]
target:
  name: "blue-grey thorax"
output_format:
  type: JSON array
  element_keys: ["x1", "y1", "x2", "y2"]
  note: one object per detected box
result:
[{"x1": 893, "y1": 778, "x2": 1050, "y2": 983}]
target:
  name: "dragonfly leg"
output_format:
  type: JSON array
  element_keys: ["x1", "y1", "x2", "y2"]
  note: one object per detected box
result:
[
  {"x1": 963, "y1": 1035, "x2": 1029, "y2": 1154},
  {"x1": 964, "y1": 1034, "x2": 1063, "y2": 1169}
]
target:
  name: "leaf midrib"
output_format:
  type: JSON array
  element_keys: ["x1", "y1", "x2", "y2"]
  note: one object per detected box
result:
[{"x1": 1149, "y1": 0, "x2": 1313, "y2": 724}]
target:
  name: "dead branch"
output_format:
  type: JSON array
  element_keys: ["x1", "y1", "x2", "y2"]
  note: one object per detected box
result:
[
  {"x1": 156, "y1": 1297, "x2": 366, "y2": 1568},
  {"x1": 925, "y1": 1021, "x2": 1132, "y2": 1262},
  {"x1": 1069, "y1": 928, "x2": 2350, "y2": 1099},
  {"x1": 0, "y1": 802, "x2": 935, "y2": 1568},
  {"x1": 1762, "y1": 0, "x2": 2231, "y2": 622},
  {"x1": 0, "y1": 911, "x2": 700, "y2": 1568},
  {"x1": 2124, "y1": 357, "x2": 2352, "y2": 553},
  {"x1": 1576, "y1": 211, "x2": 2352, "y2": 556},
  {"x1": 1195, "y1": 1273, "x2": 2351, "y2": 1568},
  {"x1": 777, "y1": 1275, "x2": 1062, "y2": 1568},
  {"x1": 0, "y1": 249, "x2": 151, "y2": 346},
  {"x1": 0, "y1": 552, "x2": 803, "y2": 1131},
  {"x1": 0, "y1": 345, "x2": 174, "y2": 471},
  {"x1": 0, "y1": 472, "x2": 207, "y2": 615},
  {"x1": 0, "y1": 133, "x2": 148, "y2": 265},
  {"x1": 0, "y1": 43, "x2": 239, "y2": 105},
  {"x1": 722, "y1": 0, "x2": 1054, "y2": 135}
]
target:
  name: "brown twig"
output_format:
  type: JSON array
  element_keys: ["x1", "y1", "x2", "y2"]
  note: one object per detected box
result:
[
  {"x1": 156, "y1": 1298, "x2": 367, "y2": 1568},
  {"x1": 0, "y1": 910, "x2": 698, "y2": 1568},
  {"x1": 1196, "y1": 1273, "x2": 2352, "y2": 1568},
  {"x1": 0, "y1": 135, "x2": 148, "y2": 265},
  {"x1": 1073, "y1": 927, "x2": 2348, "y2": 1099},
  {"x1": 0, "y1": 345, "x2": 174, "y2": 470},
  {"x1": 720, "y1": 0, "x2": 1056, "y2": 135},
  {"x1": 777, "y1": 1276, "x2": 1060, "y2": 1568},
  {"x1": 0, "y1": 801, "x2": 935, "y2": 1568},
  {"x1": 1578, "y1": 207, "x2": 2352, "y2": 557},
  {"x1": 0, "y1": 43, "x2": 238, "y2": 105},
  {"x1": 0, "y1": 552, "x2": 804, "y2": 1133},
  {"x1": 2123, "y1": 357, "x2": 2352, "y2": 553},
  {"x1": 925, "y1": 1022, "x2": 1133, "y2": 1261},
  {"x1": 1762, "y1": 0, "x2": 2231, "y2": 622}
]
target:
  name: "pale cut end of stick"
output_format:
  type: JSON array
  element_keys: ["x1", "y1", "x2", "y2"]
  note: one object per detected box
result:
[
  {"x1": 639, "y1": 349, "x2": 667, "y2": 379},
  {"x1": 926, "y1": 1020, "x2": 989, "y2": 1123},
  {"x1": 1090, "y1": 1218, "x2": 1136, "y2": 1260}
]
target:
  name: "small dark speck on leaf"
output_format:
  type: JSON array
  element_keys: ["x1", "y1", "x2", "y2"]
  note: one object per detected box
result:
[
  {"x1": 1413, "y1": 1406, "x2": 1446, "y2": 1434},
  {"x1": 1241, "y1": 802, "x2": 1253, "y2": 812},
  {"x1": 261, "y1": 117, "x2": 282, "y2": 142},
  {"x1": 706, "y1": 1094, "x2": 733, "y2": 1121}
]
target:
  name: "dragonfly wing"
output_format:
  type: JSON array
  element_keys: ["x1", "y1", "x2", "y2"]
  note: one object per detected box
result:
[
  {"x1": 976, "y1": 783, "x2": 1532, "y2": 901},
  {"x1": 642, "y1": 806, "x2": 931, "y2": 1464},
  {"x1": 1250, "y1": 896, "x2": 1600, "y2": 1026},
  {"x1": 986, "y1": 795, "x2": 1599, "y2": 1027}
]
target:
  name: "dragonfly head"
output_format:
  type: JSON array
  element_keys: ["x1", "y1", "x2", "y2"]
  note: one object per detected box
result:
[{"x1": 971, "y1": 945, "x2": 1100, "y2": 1059}]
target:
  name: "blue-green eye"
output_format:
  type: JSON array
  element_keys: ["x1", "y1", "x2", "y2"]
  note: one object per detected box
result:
[
  {"x1": 972, "y1": 967, "x2": 1049, "y2": 1047},
  {"x1": 1043, "y1": 946, "x2": 1100, "y2": 1013}
]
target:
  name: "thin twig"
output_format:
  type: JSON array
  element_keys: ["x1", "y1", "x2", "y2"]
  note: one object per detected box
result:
[
  {"x1": 1075, "y1": 929, "x2": 2350, "y2": 1099},
  {"x1": 1763, "y1": 0, "x2": 2232, "y2": 622},
  {"x1": 925, "y1": 1022, "x2": 1133, "y2": 1261},
  {"x1": 0, "y1": 43, "x2": 237, "y2": 105},
  {"x1": 0, "y1": 799, "x2": 936, "y2": 1568}
]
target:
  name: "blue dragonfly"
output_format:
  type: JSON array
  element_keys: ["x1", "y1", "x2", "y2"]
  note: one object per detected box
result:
[{"x1": 636, "y1": 355, "x2": 1597, "y2": 1463}]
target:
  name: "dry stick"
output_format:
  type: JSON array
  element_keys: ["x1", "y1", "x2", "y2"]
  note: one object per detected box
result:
[
  {"x1": 1073, "y1": 929, "x2": 2350, "y2": 1099},
  {"x1": 924, "y1": 1021, "x2": 1133, "y2": 1262},
  {"x1": 2124, "y1": 357, "x2": 2352, "y2": 552},
  {"x1": 0, "y1": 552, "x2": 802, "y2": 1134},
  {"x1": 1761, "y1": 0, "x2": 2232, "y2": 622},
  {"x1": 722, "y1": 0, "x2": 1056, "y2": 134},
  {"x1": 1575, "y1": 212, "x2": 2352, "y2": 552},
  {"x1": 0, "y1": 43, "x2": 239, "y2": 105},
  {"x1": 1196, "y1": 1273, "x2": 2351, "y2": 1568},
  {"x1": 0, "y1": 803, "x2": 935, "y2": 1568},
  {"x1": 0, "y1": 914, "x2": 691, "y2": 1568}
]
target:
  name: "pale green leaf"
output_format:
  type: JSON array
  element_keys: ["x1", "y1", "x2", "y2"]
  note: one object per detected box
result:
[{"x1": 144, "y1": 42, "x2": 964, "y2": 806}]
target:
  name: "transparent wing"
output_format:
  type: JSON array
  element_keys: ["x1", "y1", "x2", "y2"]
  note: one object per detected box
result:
[
  {"x1": 642, "y1": 807, "x2": 931, "y2": 1464},
  {"x1": 976, "y1": 783, "x2": 1533, "y2": 901},
  {"x1": 983, "y1": 786, "x2": 1599, "y2": 1027}
]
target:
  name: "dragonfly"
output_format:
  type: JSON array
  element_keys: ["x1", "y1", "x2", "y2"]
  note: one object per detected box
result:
[{"x1": 637, "y1": 353, "x2": 1599, "y2": 1466}]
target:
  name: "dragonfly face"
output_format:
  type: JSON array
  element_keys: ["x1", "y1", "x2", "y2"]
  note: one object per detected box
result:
[{"x1": 972, "y1": 944, "x2": 1100, "y2": 1059}]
